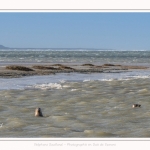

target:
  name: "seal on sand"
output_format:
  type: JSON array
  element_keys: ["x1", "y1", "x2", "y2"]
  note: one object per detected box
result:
[
  {"x1": 35, "y1": 108, "x2": 43, "y2": 117},
  {"x1": 132, "y1": 104, "x2": 141, "y2": 108}
]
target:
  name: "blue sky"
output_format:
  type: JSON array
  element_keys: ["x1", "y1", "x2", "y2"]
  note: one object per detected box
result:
[{"x1": 0, "y1": 12, "x2": 150, "y2": 50}]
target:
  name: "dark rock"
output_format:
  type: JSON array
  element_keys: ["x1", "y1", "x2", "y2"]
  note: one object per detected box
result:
[
  {"x1": 82, "y1": 64, "x2": 95, "y2": 66},
  {"x1": 103, "y1": 64, "x2": 115, "y2": 66},
  {"x1": 32, "y1": 65, "x2": 58, "y2": 70},
  {"x1": 52, "y1": 64, "x2": 74, "y2": 70},
  {"x1": 6, "y1": 65, "x2": 34, "y2": 71}
]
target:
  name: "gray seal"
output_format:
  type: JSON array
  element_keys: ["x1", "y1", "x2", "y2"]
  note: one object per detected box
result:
[
  {"x1": 35, "y1": 108, "x2": 43, "y2": 117},
  {"x1": 132, "y1": 104, "x2": 141, "y2": 108}
]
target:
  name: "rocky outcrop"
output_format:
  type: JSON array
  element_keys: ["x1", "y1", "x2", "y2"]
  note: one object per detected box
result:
[
  {"x1": 32, "y1": 65, "x2": 58, "y2": 70},
  {"x1": 1, "y1": 63, "x2": 149, "y2": 78},
  {"x1": 82, "y1": 64, "x2": 95, "y2": 66},
  {"x1": 6, "y1": 65, "x2": 34, "y2": 71},
  {"x1": 51, "y1": 64, "x2": 74, "y2": 70}
]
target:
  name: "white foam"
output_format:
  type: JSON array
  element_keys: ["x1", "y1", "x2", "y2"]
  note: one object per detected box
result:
[
  {"x1": 59, "y1": 80, "x2": 66, "y2": 83},
  {"x1": 138, "y1": 89, "x2": 148, "y2": 93},
  {"x1": 62, "y1": 85, "x2": 70, "y2": 88},
  {"x1": 101, "y1": 79, "x2": 114, "y2": 81},
  {"x1": 71, "y1": 89, "x2": 77, "y2": 91},
  {"x1": 31, "y1": 83, "x2": 62, "y2": 90},
  {"x1": 1, "y1": 71, "x2": 150, "y2": 90},
  {"x1": 130, "y1": 75, "x2": 149, "y2": 79},
  {"x1": 83, "y1": 79, "x2": 91, "y2": 82}
]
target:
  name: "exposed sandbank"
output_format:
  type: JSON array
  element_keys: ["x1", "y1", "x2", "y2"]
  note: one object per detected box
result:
[{"x1": 0, "y1": 63, "x2": 149, "y2": 78}]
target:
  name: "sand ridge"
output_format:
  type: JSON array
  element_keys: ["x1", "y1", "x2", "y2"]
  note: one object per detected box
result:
[{"x1": 0, "y1": 63, "x2": 149, "y2": 78}]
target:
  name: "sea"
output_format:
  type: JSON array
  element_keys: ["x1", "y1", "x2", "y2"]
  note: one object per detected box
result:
[{"x1": 0, "y1": 49, "x2": 150, "y2": 138}]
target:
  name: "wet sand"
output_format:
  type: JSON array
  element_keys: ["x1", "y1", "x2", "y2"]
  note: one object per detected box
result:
[{"x1": 0, "y1": 63, "x2": 149, "y2": 78}]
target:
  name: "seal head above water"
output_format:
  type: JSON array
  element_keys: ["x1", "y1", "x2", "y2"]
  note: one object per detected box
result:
[
  {"x1": 35, "y1": 108, "x2": 43, "y2": 117},
  {"x1": 132, "y1": 104, "x2": 141, "y2": 108}
]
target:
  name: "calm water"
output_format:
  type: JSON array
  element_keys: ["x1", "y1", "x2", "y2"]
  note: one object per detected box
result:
[{"x1": 0, "y1": 49, "x2": 150, "y2": 138}]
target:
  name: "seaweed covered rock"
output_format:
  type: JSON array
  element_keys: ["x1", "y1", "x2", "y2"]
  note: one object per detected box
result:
[
  {"x1": 82, "y1": 64, "x2": 95, "y2": 66},
  {"x1": 59, "y1": 66, "x2": 74, "y2": 70},
  {"x1": 32, "y1": 65, "x2": 58, "y2": 70},
  {"x1": 103, "y1": 64, "x2": 115, "y2": 66},
  {"x1": 6, "y1": 65, "x2": 34, "y2": 71},
  {"x1": 52, "y1": 64, "x2": 74, "y2": 70}
]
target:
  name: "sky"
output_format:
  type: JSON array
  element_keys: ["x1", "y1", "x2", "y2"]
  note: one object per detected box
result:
[{"x1": 0, "y1": 12, "x2": 150, "y2": 50}]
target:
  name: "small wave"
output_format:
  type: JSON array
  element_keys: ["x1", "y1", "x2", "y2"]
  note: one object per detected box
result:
[
  {"x1": 71, "y1": 89, "x2": 77, "y2": 91},
  {"x1": 83, "y1": 79, "x2": 91, "y2": 82},
  {"x1": 119, "y1": 75, "x2": 150, "y2": 81},
  {"x1": 138, "y1": 89, "x2": 148, "y2": 93},
  {"x1": 62, "y1": 85, "x2": 70, "y2": 88},
  {"x1": 59, "y1": 80, "x2": 66, "y2": 83},
  {"x1": 131, "y1": 75, "x2": 150, "y2": 79},
  {"x1": 101, "y1": 79, "x2": 114, "y2": 81},
  {"x1": 29, "y1": 83, "x2": 62, "y2": 90}
]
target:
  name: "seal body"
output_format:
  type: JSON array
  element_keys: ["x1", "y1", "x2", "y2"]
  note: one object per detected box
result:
[
  {"x1": 35, "y1": 108, "x2": 43, "y2": 117},
  {"x1": 132, "y1": 104, "x2": 141, "y2": 108}
]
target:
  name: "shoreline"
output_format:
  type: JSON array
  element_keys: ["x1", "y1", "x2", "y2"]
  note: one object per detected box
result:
[{"x1": 0, "y1": 63, "x2": 149, "y2": 78}]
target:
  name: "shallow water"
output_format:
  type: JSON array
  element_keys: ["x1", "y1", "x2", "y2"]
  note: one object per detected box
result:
[
  {"x1": 1, "y1": 73, "x2": 150, "y2": 137},
  {"x1": 1, "y1": 49, "x2": 150, "y2": 137}
]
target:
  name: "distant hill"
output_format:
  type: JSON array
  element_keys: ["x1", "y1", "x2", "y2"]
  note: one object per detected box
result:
[{"x1": 0, "y1": 45, "x2": 9, "y2": 49}]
